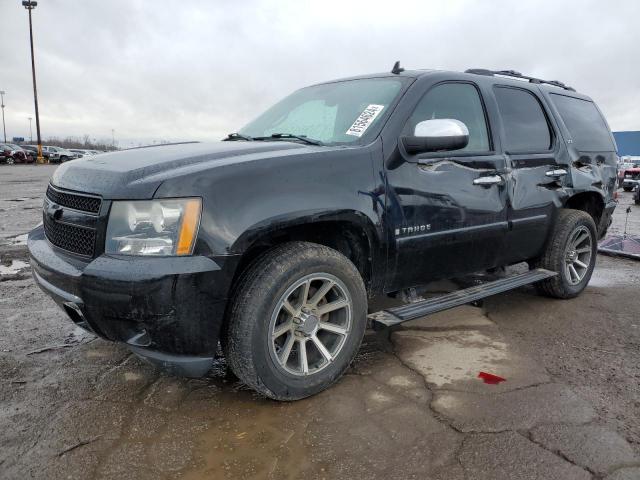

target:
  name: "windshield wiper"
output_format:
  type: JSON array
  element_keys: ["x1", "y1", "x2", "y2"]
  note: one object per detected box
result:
[
  {"x1": 254, "y1": 133, "x2": 324, "y2": 146},
  {"x1": 223, "y1": 132, "x2": 254, "y2": 141}
]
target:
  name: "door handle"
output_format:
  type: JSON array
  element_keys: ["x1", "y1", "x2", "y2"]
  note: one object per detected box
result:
[
  {"x1": 473, "y1": 175, "x2": 503, "y2": 186},
  {"x1": 545, "y1": 169, "x2": 568, "y2": 177}
]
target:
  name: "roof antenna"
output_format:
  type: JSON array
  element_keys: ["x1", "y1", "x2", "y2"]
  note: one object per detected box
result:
[{"x1": 391, "y1": 61, "x2": 404, "y2": 74}]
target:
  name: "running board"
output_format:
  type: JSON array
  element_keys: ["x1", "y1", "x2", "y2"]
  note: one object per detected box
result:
[{"x1": 369, "y1": 268, "x2": 557, "y2": 328}]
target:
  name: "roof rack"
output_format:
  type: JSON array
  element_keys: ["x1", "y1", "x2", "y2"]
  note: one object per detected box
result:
[{"x1": 464, "y1": 69, "x2": 575, "y2": 92}]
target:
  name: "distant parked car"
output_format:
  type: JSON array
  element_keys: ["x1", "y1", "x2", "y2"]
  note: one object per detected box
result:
[
  {"x1": 41, "y1": 146, "x2": 77, "y2": 163},
  {"x1": 0, "y1": 144, "x2": 14, "y2": 164},
  {"x1": 23, "y1": 145, "x2": 50, "y2": 161},
  {"x1": 69, "y1": 149, "x2": 86, "y2": 158},
  {"x1": 0, "y1": 143, "x2": 34, "y2": 164},
  {"x1": 621, "y1": 159, "x2": 640, "y2": 192},
  {"x1": 9, "y1": 144, "x2": 36, "y2": 163},
  {"x1": 618, "y1": 157, "x2": 640, "y2": 187}
]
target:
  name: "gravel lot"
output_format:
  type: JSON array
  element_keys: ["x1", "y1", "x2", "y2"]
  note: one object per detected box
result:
[{"x1": 1, "y1": 164, "x2": 639, "y2": 480}]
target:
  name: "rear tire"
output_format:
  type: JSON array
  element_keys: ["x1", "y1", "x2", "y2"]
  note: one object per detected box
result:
[
  {"x1": 6, "y1": 157, "x2": 14, "y2": 165},
  {"x1": 224, "y1": 241, "x2": 367, "y2": 400},
  {"x1": 534, "y1": 209, "x2": 597, "y2": 299}
]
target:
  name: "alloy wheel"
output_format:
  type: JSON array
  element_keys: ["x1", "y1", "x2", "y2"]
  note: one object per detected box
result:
[
  {"x1": 268, "y1": 273, "x2": 352, "y2": 376},
  {"x1": 564, "y1": 225, "x2": 593, "y2": 285}
]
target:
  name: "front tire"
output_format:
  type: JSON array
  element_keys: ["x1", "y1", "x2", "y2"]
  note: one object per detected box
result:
[
  {"x1": 535, "y1": 209, "x2": 597, "y2": 299},
  {"x1": 224, "y1": 242, "x2": 367, "y2": 400}
]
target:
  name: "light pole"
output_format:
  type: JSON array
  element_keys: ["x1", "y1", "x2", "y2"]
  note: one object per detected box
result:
[
  {"x1": 28, "y1": 117, "x2": 33, "y2": 142},
  {"x1": 22, "y1": 1, "x2": 45, "y2": 163},
  {"x1": 111, "y1": 128, "x2": 115, "y2": 149},
  {"x1": 0, "y1": 91, "x2": 6, "y2": 143}
]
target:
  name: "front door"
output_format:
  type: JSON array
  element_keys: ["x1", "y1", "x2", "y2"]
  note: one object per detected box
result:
[{"x1": 384, "y1": 81, "x2": 509, "y2": 291}]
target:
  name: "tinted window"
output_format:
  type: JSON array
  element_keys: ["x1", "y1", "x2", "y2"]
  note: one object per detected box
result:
[
  {"x1": 550, "y1": 94, "x2": 614, "y2": 152},
  {"x1": 404, "y1": 83, "x2": 490, "y2": 152},
  {"x1": 494, "y1": 87, "x2": 551, "y2": 152}
]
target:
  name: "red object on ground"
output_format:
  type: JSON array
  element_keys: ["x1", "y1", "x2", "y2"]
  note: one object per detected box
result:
[{"x1": 478, "y1": 372, "x2": 506, "y2": 384}]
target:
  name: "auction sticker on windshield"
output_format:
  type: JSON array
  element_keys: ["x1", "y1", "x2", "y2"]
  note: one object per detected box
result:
[{"x1": 346, "y1": 104, "x2": 385, "y2": 137}]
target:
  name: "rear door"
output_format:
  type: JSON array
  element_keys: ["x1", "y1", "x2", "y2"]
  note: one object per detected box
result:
[{"x1": 491, "y1": 85, "x2": 562, "y2": 263}]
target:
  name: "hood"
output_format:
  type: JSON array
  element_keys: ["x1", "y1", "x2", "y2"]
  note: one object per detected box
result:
[{"x1": 50, "y1": 141, "x2": 315, "y2": 199}]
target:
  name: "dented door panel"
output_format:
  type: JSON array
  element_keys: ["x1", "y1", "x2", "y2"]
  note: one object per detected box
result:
[
  {"x1": 504, "y1": 154, "x2": 565, "y2": 263},
  {"x1": 384, "y1": 154, "x2": 509, "y2": 290}
]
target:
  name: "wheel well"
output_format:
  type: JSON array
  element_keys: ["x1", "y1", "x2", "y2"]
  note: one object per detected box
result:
[
  {"x1": 565, "y1": 192, "x2": 604, "y2": 226},
  {"x1": 232, "y1": 221, "x2": 373, "y2": 294}
]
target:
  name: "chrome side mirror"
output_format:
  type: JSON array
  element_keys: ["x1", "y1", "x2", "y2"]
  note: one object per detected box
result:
[{"x1": 401, "y1": 119, "x2": 469, "y2": 155}]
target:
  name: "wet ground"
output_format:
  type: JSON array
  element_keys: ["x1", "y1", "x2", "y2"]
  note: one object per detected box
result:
[{"x1": 1, "y1": 165, "x2": 640, "y2": 480}]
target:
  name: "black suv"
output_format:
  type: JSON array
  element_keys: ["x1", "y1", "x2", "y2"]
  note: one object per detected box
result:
[{"x1": 28, "y1": 67, "x2": 617, "y2": 400}]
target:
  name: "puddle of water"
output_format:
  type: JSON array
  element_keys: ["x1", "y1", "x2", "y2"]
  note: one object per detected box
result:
[
  {"x1": 393, "y1": 330, "x2": 508, "y2": 387},
  {"x1": 180, "y1": 388, "x2": 317, "y2": 480},
  {"x1": 0, "y1": 260, "x2": 29, "y2": 275},
  {"x1": 181, "y1": 341, "x2": 386, "y2": 479}
]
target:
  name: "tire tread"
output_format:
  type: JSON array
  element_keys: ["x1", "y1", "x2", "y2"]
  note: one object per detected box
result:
[
  {"x1": 535, "y1": 209, "x2": 597, "y2": 299},
  {"x1": 224, "y1": 241, "x2": 366, "y2": 400}
]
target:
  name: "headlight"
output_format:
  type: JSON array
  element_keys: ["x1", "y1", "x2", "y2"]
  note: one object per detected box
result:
[{"x1": 106, "y1": 198, "x2": 201, "y2": 256}]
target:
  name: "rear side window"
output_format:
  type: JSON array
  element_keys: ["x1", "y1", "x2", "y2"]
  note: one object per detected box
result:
[
  {"x1": 494, "y1": 87, "x2": 551, "y2": 152},
  {"x1": 550, "y1": 94, "x2": 614, "y2": 152}
]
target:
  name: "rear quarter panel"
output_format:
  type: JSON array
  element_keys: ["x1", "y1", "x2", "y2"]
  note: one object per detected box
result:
[{"x1": 538, "y1": 89, "x2": 618, "y2": 206}]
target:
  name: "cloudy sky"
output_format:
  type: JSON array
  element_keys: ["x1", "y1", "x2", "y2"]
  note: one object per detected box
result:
[{"x1": 1, "y1": 0, "x2": 639, "y2": 147}]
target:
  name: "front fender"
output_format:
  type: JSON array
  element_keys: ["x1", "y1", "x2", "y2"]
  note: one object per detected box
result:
[{"x1": 152, "y1": 144, "x2": 385, "y2": 258}]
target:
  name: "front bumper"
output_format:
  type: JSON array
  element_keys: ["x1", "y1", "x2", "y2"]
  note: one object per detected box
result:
[
  {"x1": 28, "y1": 225, "x2": 238, "y2": 377},
  {"x1": 622, "y1": 179, "x2": 638, "y2": 189}
]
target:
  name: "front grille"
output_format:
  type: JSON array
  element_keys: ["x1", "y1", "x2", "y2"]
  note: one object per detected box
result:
[
  {"x1": 44, "y1": 215, "x2": 96, "y2": 256},
  {"x1": 46, "y1": 185, "x2": 101, "y2": 214}
]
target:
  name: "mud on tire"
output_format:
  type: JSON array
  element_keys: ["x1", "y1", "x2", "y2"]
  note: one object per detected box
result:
[{"x1": 223, "y1": 241, "x2": 367, "y2": 400}]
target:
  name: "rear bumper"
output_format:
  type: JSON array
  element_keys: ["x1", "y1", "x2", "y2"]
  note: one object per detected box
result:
[{"x1": 28, "y1": 225, "x2": 239, "y2": 376}]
